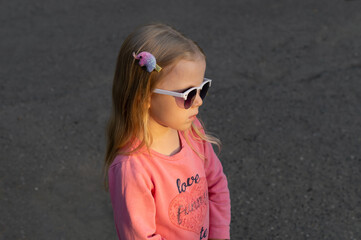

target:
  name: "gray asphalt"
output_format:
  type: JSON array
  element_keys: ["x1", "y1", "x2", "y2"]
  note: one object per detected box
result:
[{"x1": 1, "y1": 0, "x2": 361, "y2": 239}]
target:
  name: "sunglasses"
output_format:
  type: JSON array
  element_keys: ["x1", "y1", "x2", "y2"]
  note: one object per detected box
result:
[{"x1": 153, "y1": 78, "x2": 212, "y2": 109}]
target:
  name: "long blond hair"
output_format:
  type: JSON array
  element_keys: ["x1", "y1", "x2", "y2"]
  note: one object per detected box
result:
[{"x1": 103, "y1": 23, "x2": 220, "y2": 190}]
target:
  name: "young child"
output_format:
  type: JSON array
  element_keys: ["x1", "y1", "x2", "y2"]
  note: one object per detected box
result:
[{"x1": 104, "y1": 23, "x2": 231, "y2": 240}]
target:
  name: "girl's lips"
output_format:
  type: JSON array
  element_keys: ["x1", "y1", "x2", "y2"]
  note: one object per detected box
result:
[{"x1": 189, "y1": 114, "x2": 198, "y2": 119}]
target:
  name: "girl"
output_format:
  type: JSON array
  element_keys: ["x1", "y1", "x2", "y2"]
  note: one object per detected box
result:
[{"x1": 104, "y1": 23, "x2": 231, "y2": 240}]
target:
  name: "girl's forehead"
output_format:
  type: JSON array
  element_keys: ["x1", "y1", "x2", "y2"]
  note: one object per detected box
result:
[{"x1": 157, "y1": 59, "x2": 206, "y2": 90}]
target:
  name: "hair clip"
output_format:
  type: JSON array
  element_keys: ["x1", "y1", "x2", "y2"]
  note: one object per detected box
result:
[{"x1": 133, "y1": 51, "x2": 162, "y2": 72}]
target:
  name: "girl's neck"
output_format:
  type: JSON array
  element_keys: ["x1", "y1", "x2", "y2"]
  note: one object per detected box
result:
[{"x1": 148, "y1": 119, "x2": 181, "y2": 156}]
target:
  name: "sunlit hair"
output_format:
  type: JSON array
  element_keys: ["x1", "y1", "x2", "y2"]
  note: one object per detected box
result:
[{"x1": 103, "y1": 23, "x2": 220, "y2": 190}]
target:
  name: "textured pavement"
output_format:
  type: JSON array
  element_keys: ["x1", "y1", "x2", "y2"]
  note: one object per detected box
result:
[{"x1": 1, "y1": 0, "x2": 361, "y2": 239}]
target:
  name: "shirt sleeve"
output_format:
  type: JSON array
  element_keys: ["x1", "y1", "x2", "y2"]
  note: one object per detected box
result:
[
  {"x1": 204, "y1": 141, "x2": 231, "y2": 239},
  {"x1": 193, "y1": 118, "x2": 231, "y2": 239},
  {"x1": 108, "y1": 157, "x2": 165, "y2": 240}
]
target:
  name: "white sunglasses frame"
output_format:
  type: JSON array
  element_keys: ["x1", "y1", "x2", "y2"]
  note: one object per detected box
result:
[{"x1": 153, "y1": 78, "x2": 212, "y2": 100}]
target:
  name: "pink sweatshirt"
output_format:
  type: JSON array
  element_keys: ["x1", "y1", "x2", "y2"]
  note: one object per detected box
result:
[{"x1": 108, "y1": 120, "x2": 231, "y2": 240}]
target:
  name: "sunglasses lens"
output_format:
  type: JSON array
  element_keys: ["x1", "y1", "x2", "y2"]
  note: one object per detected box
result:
[
  {"x1": 200, "y1": 82, "x2": 210, "y2": 100},
  {"x1": 183, "y1": 82, "x2": 210, "y2": 109},
  {"x1": 184, "y1": 89, "x2": 197, "y2": 109}
]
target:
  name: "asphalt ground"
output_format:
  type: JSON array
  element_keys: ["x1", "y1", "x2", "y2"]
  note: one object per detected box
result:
[{"x1": 1, "y1": 0, "x2": 361, "y2": 239}]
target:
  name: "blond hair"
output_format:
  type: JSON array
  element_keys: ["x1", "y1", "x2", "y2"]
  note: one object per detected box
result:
[{"x1": 103, "y1": 23, "x2": 220, "y2": 190}]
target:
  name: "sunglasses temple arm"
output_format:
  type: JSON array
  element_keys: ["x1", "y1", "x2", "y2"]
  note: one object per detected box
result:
[{"x1": 153, "y1": 89, "x2": 187, "y2": 100}]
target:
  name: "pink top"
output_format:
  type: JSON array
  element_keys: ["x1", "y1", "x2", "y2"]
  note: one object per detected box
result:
[{"x1": 108, "y1": 120, "x2": 231, "y2": 240}]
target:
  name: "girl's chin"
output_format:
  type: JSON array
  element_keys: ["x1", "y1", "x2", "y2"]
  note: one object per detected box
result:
[{"x1": 180, "y1": 122, "x2": 194, "y2": 131}]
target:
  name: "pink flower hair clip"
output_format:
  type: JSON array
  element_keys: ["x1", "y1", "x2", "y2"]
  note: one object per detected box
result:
[{"x1": 132, "y1": 51, "x2": 162, "y2": 72}]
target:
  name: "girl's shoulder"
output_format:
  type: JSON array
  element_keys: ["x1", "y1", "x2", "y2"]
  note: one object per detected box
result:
[
  {"x1": 109, "y1": 139, "x2": 151, "y2": 168},
  {"x1": 109, "y1": 151, "x2": 149, "y2": 170},
  {"x1": 109, "y1": 154, "x2": 130, "y2": 168},
  {"x1": 107, "y1": 153, "x2": 154, "y2": 188}
]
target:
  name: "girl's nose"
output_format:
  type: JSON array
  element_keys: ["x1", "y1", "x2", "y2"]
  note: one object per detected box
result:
[{"x1": 192, "y1": 90, "x2": 203, "y2": 108}]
